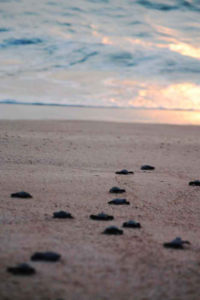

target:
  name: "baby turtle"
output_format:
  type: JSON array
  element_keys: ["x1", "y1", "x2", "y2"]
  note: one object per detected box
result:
[
  {"x1": 115, "y1": 169, "x2": 134, "y2": 175},
  {"x1": 189, "y1": 180, "x2": 200, "y2": 186},
  {"x1": 90, "y1": 212, "x2": 114, "y2": 221},
  {"x1": 11, "y1": 191, "x2": 32, "y2": 199},
  {"x1": 103, "y1": 226, "x2": 123, "y2": 235},
  {"x1": 141, "y1": 165, "x2": 155, "y2": 171},
  {"x1": 109, "y1": 186, "x2": 126, "y2": 194},
  {"x1": 123, "y1": 220, "x2": 141, "y2": 228},
  {"x1": 31, "y1": 251, "x2": 61, "y2": 262},
  {"x1": 163, "y1": 237, "x2": 190, "y2": 249},
  {"x1": 108, "y1": 198, "x2": 130, "y2": 205},
  {"x1": 53, "y1": 211, "x2": 73, "y2": 219},
  {"x1": 7, "y1": 263, "x2": 36, "y2": 275}
]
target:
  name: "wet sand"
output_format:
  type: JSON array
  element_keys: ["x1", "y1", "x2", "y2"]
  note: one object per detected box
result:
[
  {"x1": 1, "y1": 103, "x2": 200, "y2": 125},
  {"x1": 0, "y1": 120, "x2": 200, "y2": 300}
]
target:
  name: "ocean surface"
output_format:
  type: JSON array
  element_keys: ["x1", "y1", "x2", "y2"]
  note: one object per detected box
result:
[{"x1": 0, "y1": 0, "x2": 200, "y2": 111}]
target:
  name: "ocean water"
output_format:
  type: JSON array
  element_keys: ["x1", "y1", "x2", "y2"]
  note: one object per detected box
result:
[{"x1": 0, "y1": 0, "x2": 200, "y2": 111}]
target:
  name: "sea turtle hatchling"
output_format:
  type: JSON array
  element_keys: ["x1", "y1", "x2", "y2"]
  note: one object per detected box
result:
[
  {"x1": 11, "y1": 191, "x2": 32, "y2": 198},
  {"x1": 108, "y1": 198, "x2": 130, "y2": 205},
  {"x1": 90, "y1": 212, "x2": 114, "y2": 221},
  {"x1": 189, "y1": 180, "x2": 200, "y2": 186},
  {"x1": 163, "y1": 237, "x2": 190, "y2": 249},
  {"x1": 7, "y1": 263, "x2": 36, "y2": 275},
  {"x1": 53, "y1": 211, "x2": 74, "y2": 219},
  {"x1": 122, "y1": 220, "x2": 141, "y2": 228},
  {"x1": 115, "y1": 169, "x2": 134, "y2": 175},
  {"x1": 141, "y1": 165, "x2": 155, "y2": 171},
  {"x1": 103, "y1": 226, "x2": 123, "y2": 235},
  {"x1": 109, "y1": 187, "x2": 126, "y2": 194},
  {"x1": 31, "y1": 251, "x2": 61, "y2": 262}
]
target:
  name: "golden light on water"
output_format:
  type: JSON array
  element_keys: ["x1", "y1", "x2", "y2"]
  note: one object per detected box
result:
[
  {"x1": 154, "y1": 25, "x2": 200, "y2": 59},
  {"x1": 162, "y1": 83, "x2": 200, "y2": 109},
  {"x1": 168, "y1": 42, "x2": 200, "y2": 59},
  {"x1": 136, "y1": 109, "x2": 200, "y2": 125},
  {"x1": 91, "y1": 29, "x2": 114, "y2": 45},
  {"x1": 135, "y1": 83, "x2": 200, "y2": 110},
  {"x1": 101, "y1": 36, "x2": 113, "y2": 45},
  {"x1": 111, "y1": 80, "x2": 200, "y2": 111},
  {"x1": 155, "y1": 25, "x2": 178, "y2": 37},
  {"x1": 90, "y1": 22, "x2": 200, "y2": 62},
  {"x1": 126, "y1": 37, "x2": 153, "y2": 48}
]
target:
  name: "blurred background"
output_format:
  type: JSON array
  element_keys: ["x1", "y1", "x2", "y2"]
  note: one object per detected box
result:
[{"x1": 0, "y1": 0, "x2": 200, "y2": 113}]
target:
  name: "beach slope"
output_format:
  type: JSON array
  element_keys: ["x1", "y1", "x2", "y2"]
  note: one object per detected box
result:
[{"x1": 0, "y1": 120, "x2": 200, "y2": 300}]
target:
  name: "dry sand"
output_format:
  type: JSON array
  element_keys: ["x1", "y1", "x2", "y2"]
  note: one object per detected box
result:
[{"x1": 0, "y1": 120, "x2": 200, "y2": 300}]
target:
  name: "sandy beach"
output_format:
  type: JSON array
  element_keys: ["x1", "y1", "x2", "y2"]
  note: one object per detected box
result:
[{"x1": 1, "y1": 119, "x2": 200, "y2": 300}]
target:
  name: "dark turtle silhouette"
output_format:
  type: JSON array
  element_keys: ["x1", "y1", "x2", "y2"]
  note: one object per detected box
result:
[
  {"x1": 189, "y1": 180, "x2": 200, "y2": 186},
  {"x1": 163, "y1": 237, "x2": 190, "y2": 249},
  {"x1": 7, "y1": 263, "x2": 36, "y2": 275},
  {"x1": 11, "y1": 191, "x2": 32, "y2": 198},
  {"x1": 53, "y1": 211, "x2": 73, "y2": 219},
  {"x1": 108, "y1": 198, "x2": 130, "y2": 205},
  {"x1": 115, "y1": 169, "x2": 134, "y2": 175},
  {"x1": 31, "y1": 251, "x2": 61, "y2": 262},
  {"x1": 109, "y1": 187, "x2": 126, "y2": 194},
  {"x1": 141, "y1": 165, "x2": 155, "y2": 171},
  {"x1": 123, "y1": 220, "x2": 141, "y2": 228},
  {"x1": 103, "y1": 226, "x2": 123, "y2": 235},
  {"x1": 90, "y1": 212, "x2": 114, "y2": 221}
]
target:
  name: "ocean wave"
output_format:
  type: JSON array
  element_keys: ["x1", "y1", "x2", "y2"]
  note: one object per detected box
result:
[
  {"x1": 0, "y1": 99, "x2": 199, "y2": 112},
  {"x1": 136, "y1": 0, "x2": 200, "y2": 12},
  {"x1": 69, "y1": 51, "x2": 99, "y2": 66},
  {"x1": 108, "y1": 52, "x2": 135, "y2": 66},
  {"x1": 0, "y1": 0, "x2": 200, "y2": 110},
  {"x1": 0, "y1": 38, "x2": 43, "y2": 49},
  {"x1": 0, "y1": 27, "x2": 9, "y2": 32},
  {"x1": 136, "y1": 0, "x2": 178, "y2": 11}
]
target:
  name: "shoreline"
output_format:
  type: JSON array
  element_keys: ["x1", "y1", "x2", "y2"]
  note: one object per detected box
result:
[
  {"x1": 1, "y1": 120, "x2": 200, "y2": 300},
  {"x1": 1, "y1": 104, "x2": 200, "y2": 125}
]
